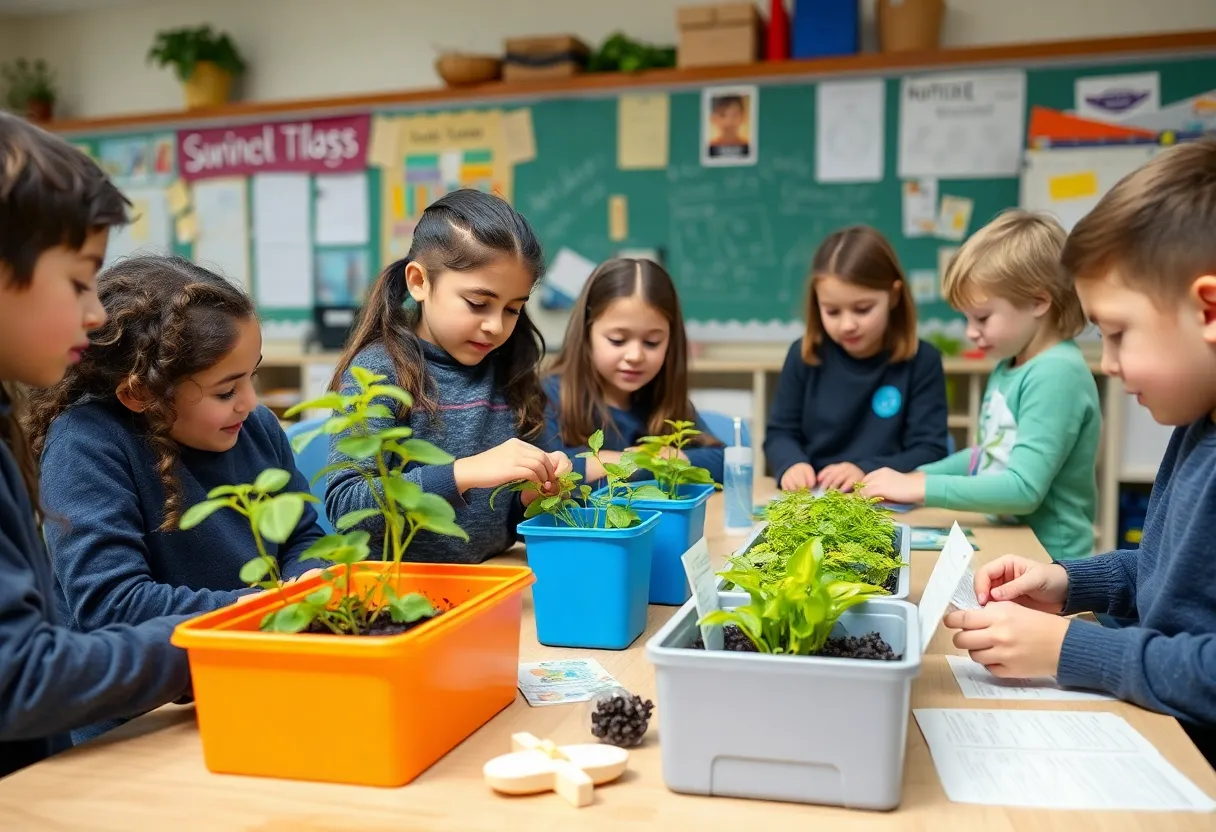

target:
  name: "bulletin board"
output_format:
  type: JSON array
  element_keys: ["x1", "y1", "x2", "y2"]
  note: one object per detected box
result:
[{"x1": 64, "y1": 51, "x2": 1216, "y2": 342}]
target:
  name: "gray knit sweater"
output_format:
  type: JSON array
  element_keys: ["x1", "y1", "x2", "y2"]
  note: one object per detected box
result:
[{"x1": 325, "y1": 339, "x2": 525, "y2": 564}]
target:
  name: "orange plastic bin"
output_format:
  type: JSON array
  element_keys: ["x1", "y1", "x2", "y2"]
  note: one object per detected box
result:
[{"x1": 171, "y1": 561, "x2": 534, "y2": 787}]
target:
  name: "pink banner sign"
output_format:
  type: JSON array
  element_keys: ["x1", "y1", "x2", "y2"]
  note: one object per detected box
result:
[{"x1": 177, "y1": 114, "x2": 370, "y2": 181}]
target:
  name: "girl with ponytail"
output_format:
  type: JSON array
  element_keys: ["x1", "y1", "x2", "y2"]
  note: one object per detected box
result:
[{"x1": 327, "y1": 189, "x2": 568, "y2": 563}]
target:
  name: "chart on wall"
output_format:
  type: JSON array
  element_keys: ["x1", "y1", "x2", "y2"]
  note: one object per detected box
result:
[{"x1": 78, "y1": 132, "x2": 178, "y2": 268}]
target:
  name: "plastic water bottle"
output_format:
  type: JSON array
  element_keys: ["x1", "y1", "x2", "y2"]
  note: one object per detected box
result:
[{"x1": 723, "y1": 417, "x2": 754, "y2": 533}]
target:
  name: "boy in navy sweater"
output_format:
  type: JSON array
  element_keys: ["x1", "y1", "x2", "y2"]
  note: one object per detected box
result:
[{"x1": 945, "y1": 138, "x2": 1216, "y2": 765}]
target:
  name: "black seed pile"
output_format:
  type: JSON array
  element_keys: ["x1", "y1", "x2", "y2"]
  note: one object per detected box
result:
[{"x1": 590, "y1": 691, "x2": 654, "y2": 748}]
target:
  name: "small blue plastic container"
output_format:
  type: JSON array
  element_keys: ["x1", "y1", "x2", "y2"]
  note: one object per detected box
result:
[
  {"x1": 792, "y1": 0, "x2": 860, "y2": 59},
  {"x1": 517, "y1": 507, "x2": 661, "y2": 649},
  {"x1": 590, "y1": 481, "x2": 716, "y2": 606}
]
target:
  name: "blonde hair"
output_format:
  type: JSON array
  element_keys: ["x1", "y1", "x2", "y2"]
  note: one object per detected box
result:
[
  {"x1": 802, "y1": 226, "x2": 918, "y2": 365},
  {"x1": 942, "y1": 209, "x2": 1085, "y2": 338},
  {"x1": 1062, "y1": 137, "x2": 1216, "y2": 305}
]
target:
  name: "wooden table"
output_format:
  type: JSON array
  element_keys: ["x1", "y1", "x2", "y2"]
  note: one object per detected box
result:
[{"x1": 2, "y1": 484, "x2": 1213, "y2": 831}]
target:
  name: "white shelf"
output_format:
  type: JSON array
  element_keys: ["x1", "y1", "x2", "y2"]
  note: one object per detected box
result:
[{"x1": 1119, "y1": 467, "x2": 1159, "y2": 485}]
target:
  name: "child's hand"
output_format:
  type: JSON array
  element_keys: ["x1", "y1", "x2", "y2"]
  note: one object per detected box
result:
[
  {"x1": 972, "y1": 554, "x2": 1069, "y2": 612},
  {"x1": 454, "y1": 439, "x2": 558, "y2": 492},
  {"x1": 943, "y1": 602, "x2": 1070, "y2": 679},
  {"x1": 859, "y1": 468, "x2": 925, "y2": 504},
  {"x1": 780, "y1": 463, "x2": 817, "y2": 491},
  {"x1": 520, "y1": 452, "x2": 574, "y2": 506},
  {"x1": 817, "y1": 462, "x2": 864, "y2": 492},
  {"x1": 235, "y1": 568, "x2": 324, "y2": 603}
]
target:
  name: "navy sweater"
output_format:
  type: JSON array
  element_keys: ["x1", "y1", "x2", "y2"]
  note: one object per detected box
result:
[
  {"x1": 764, "y1": 338, "x2": 949, "y2": 479},
  {"x1": 326, "y1": 340, "x2": 526, "y2": 564},
  {"x1": 539, "y1": 375, "x2": 725, "y2": 485},
  {"x1": 0, "y1": 404, "x2": 191, "y2": 778},
  {"x1": 41, "y1": 400, "x2": 324, "y2": 629},
  {"x1": 1058, "y1": 417, "x2": 1216, "y2": 762}
]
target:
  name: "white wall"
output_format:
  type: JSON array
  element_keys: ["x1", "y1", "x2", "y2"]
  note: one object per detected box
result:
[{"x1": 5, "y1": 0, "x2": 1216, "y2": 119}]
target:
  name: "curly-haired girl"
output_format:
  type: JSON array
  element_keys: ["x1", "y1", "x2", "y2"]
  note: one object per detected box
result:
[{"x1": 27, "y1": 254, "x2": 324, "y2": 636}]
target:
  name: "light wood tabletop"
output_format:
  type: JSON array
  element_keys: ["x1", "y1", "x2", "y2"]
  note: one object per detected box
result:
[{"x1": 1, "y1": 482, "x2": 1213, "y2": 831}]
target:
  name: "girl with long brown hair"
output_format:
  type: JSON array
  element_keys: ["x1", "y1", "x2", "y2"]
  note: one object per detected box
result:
[{"x1": 542, "y1": 258, "x2": 722, "y2": 484}]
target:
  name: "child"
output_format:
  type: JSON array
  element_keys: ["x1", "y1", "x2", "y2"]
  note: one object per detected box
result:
[
  {"x1": 862, "y1": 211, "x2": 1101, "y2": 561},
  {"x1": 944, "y1": 138, "x2": 1216, "y2": 765},
  {"x1": 0, "y1": 112, "x2": 191, "y2": 776},
  {"x1": 29, "y1": 255, "x2": 324, "y2": 634},
  {"x1": 765, "y1": 225, "x2": 948, "y2": 493},
  {"x1": 541, "y1": 258, "x2": 723, "y2": 485},
  {"x1": 327, "y1": 189, "x2": 568, "y2": 562}
]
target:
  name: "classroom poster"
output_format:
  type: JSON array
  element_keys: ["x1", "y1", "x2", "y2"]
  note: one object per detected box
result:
[{"x1": 701, "y1": 85, "x2": 757, "y2": 167}]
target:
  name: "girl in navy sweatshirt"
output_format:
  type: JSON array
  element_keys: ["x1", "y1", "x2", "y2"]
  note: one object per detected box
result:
[
  {"x1": 541, "y1": 258, "x2": 723, "y2": 485},
  {"x1": 765, "y1": 226, "x2": 948, "y2": 491},
  {"x1": 0, "y1": 112, "x2": 191, "y2": 777}
]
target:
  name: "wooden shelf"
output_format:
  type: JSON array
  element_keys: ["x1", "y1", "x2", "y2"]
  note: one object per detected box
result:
[{"x1": 47, "y1": 29, "x2": 1216, "y2": 135}]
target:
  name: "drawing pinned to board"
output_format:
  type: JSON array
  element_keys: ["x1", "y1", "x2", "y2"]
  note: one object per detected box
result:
[
  {"x1": 935, "y1": 195, "x2": 974, "y2": 242},
  {"x1": 902, "y1": 177, "x2": 938, "y2": 237},
  {"x1": 702, "y1": 85, "x2": 757, "y2": 167},
  {"x1": 1124, "y1": 87, "x2": 1216, "y2": 133},
  {"x1": 910, "y1": 269, "x2": 939, "y2": 305},
  {"x1": 815, "y1": 78, "x2": 884, "y2": 183},
  {"x1": 1075, "y1": 72, "x2": 1159, "y2": 124},
  {"x1": 618, "y1": 93, "x2": 670, "y2": 170},
  {"x1": 315, "y1": 249, "x2": 371, "y2": 306},
  {"x1": 98, "y1": 134, "x2": 175, "y2": 183}
]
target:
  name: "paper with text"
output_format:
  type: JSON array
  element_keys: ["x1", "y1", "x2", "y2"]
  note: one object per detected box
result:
[
  {"x1": 192, "y1": 177, "x2": 249, "y2": 289},
  {"x1": 314, "y1": 172, "x2": 370, "y2": 246},
  {"x1": 682, "y1": 537, "x2": 722, "y2": 650},
  {"x1": 252, "y1": 173, "x2": 312, "y2": 308},
  {"x1": 915, "y1": 709, "x2": 1215, "y2": 811},
  {"x1": 899, "y1": 71, "x2": 1026, "y2": 178},
  {"x1": 902, "y1": 177, "x2": 938, "y2": 237},
  {"x1": 503, "y1": 108, "x2": 537, "y2": 165},
  {"x1": 919, "y1": 522, "x2": 975, "y2": 651},
  {"x1": 946, "y1": 655, "x2": 1116, "y2": 701},
  {"x1": 517, "y1": 659, "x2": 619, "y2": 707},
  {"x1": 949, "y1": 567, "x2": 981, "y2": 612},
  {"x1": 618, "y1": 94, "x2": 670, "y2": 170}
]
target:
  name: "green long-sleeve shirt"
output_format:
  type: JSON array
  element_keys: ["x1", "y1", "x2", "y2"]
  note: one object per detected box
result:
[{"x1": 919, "y1": 340, "x2": 1101, "y2": 560}]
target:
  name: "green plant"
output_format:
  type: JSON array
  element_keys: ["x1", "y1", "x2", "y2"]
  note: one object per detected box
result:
[
  {"x1": 701, "y1": 536, "x2": 888, "y2": 655},
  {"x1": 491, "y1": 429, "x2": 666, "y2": 529},
  {"x1": 587, "y1": 32, "x2": 676, "y2": 73},
  {"x1": 147, "y1": 25, "x2": 248, "y2": 82},
  {"x1": 630, "y1": 420, "x2": 719, "y2": 498},
  {"x1": 2, "y1": 58, "x2": 57, "y2": 110},
  {"x1": 180, "y1": 365, "x2": 465, "y2": 634}
]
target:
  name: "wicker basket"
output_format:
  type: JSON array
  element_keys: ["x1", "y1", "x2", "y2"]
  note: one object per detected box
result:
[{"x1": 435, "y1": 53, "x2": 502, "y2": 86}]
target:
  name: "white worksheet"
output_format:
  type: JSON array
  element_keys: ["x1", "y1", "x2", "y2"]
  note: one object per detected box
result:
[
  {"x1": 946, "y1": 655, "x2": 1117, "y2": 701},
  {"x1": 915, "y1": 708, "x2": 1216, "y2": 812}
]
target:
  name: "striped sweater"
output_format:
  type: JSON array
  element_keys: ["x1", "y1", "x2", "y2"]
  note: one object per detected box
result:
[{"x1": 325, "y1": 339, "x2": 525, "y2": 564}]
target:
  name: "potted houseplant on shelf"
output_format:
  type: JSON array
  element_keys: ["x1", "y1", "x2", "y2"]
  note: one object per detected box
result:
[
  {"x1": 493, "y1": 430, "x2": 664, "y2": 650},
  {"x1": 590, "y1": 420, "x2": 719, "y2": 605},
  {"x1": 147, "y1": 25, "x2": 247, "y2": 109},
  {"x1": 726, "y1": 486, "x2": 911, "y2": 598},
  {"x1": 646, "y1": 535, "x2": 922, "y2": 810},
  {"x1": 170, "y1": 365, "x2": 535, "y2": 788},
  {"x1": 1, "y1": 58, "x2": 57, "y2": 123}
]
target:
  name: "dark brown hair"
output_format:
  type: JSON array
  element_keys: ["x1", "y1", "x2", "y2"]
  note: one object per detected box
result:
[
  {"x1": 26, "y1": 255, "x2": 256, "y2": 530},
  {"x1": 0, "y1": 111, "x2": 129, "y2": 512},
  {"x1": 548, "y1": 258, "x2": 721, "y2": 448},
  {"x1": 1062, "y1": 137, "x2": 1216, "y2": 306},
  {"x1": 332, "y1": 189, "x2": 547, "y2": 439},
  {"x1": 802, "y1": 226, "x2": 918, "y2": 365}
]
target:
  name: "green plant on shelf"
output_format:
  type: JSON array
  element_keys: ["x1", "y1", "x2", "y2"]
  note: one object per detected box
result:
[
  {"x1": 1, "y1": 58, "x2": 57, "y2": 111},
  {"x1": 147, "y1": 24, "x2": 248, "y2": 82},
  {"x1": 586, "y1": 32, "x2": 676, "y2": 73},
  {"x1": 630, "y1": 419, "x2": 720, "y2": 498},
  {"x1": 180, "y1": 365, "x2": 464, "y2": 635},
  {"x1": 702, "y1": 536, "x2": 888, "y2": 655}
]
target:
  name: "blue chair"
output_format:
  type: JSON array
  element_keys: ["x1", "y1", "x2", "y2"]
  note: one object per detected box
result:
[
  {"x1": 700, "y1": 410, "x2": 751, "y2": 447},
  {"x1": 285, "y1": 417, "x2": 334, "y2": 534}
]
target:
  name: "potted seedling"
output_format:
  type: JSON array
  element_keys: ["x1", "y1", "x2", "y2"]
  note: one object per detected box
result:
[
  {"x1": 645, "y1": 535, "x2": 922, "y2": 809},
  {"x1": 494, "y1": 430, "x2": 662, "y2": 649},
  {"x1": 591, "y1": 420, "x2": 719, "y2": 605},
  {"x1": 726, "y1": 486, "x2": 911, "y2": 598},
  {"x1": 2, "y1": 58, "x2": 57, "y2": 123},
  {"x1": 170, "y1": 366, "x2": 535, "y2": 788},
  {"x1": 147, "y1": 24, "x2": 247, "y2": 109}
]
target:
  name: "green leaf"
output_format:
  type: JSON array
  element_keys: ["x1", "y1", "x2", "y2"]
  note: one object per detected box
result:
[
  {"x1": 383, "y1": 476, "x2": 423, "y2": 510},
  {"x1": 540, "y1": 495, "x2": 561, "y2": 510},
  {"x1": 350, "y1": 365, "x2": 386, "y2": 389},
  {"x1": 387, "y1": 592, "x2": 438, "y2": 624},
  {"x1": 205, "y1": 484, "x2": 244, "y2": 499},
  {"x1": 366, "y1": 384, "x2": 413, "y2": 407},
  {"x1": 489, "y1": 480, "x2": 525, "y2": 510},
  {"x1": 410, "y1": 493, "x2": 468, "y2": 540},
  {"x1": 254, "y1": 468, "x2": 292, "y2": 494},
  {"x1": 305, "y1": 586, "x2": 334, "y2": 606},
  {"x1": 288, "y1": 426, "x2": 324, "y2": 455},
  {"x1": 308, "y1": 461, "x2": 352, "y2": 487},
  {"x1": 313, "y1": 530, "x2": 372, "y2": 566},
  {"x1": 284, "y1": 392, "x2": 344, "y2": 418},
  {"x1": 606, "y1": 504, "x2": 634, "y2": 529},
  {"x1": 630, "y1": 484, "x2": 668, "y2": 502},
  {"x1": 588, "y1": 429, "x2": 604, "y2": 454},
  {"x1": 262, "y1": 603, "x2": 314, "y2": 633},
  {"x1": 398, "y1": 438, "x2": 455, "y2": 465},
  {"x1": 257, "y1": 494, "x2": 306, "y2": 543},
  {"x1": 321, "y1": 414, "x2": 357, "y2": 435},
  {"x1": 363, "y1": 404, "x2": 395, "y2": 420},
  {"x1": 336, "y1": 507, "x2": 381, "y2": 531},
  {"x1": 603, "y1": 463, "x2": 628, "y2": 480},
  {"x1": 179, "y1": 498, "x2": 231, "y2": 530},
  {"x1": 376, "y1": 426, "x2": 415, "y2": 440},
  {"x1": 336, "y1": 435, "x2": 383, "y2": 459},
  {"x1": 239, "y1": 557, "x2": 271, "y2": 584},
  {"x1": 523, "y1": 498, "x2": 547, "y2": 518}
]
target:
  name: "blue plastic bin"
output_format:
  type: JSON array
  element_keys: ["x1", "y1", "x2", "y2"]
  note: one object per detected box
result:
[
  {"x1": 792, "y1": 0, "x2": 860, "y2": 59},
  {"x1": 591, "y1": 481, "x2": 716, "y2": 606},
  {"x1": 517, "y1": 508, "x2": 661, "y2": 649}
]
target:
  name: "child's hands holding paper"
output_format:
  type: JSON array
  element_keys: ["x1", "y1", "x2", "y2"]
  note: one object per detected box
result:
[
  {"x1": 972, "y1": 554, "x2": 1069, "y2": 612},
  {"x1": 944, "y1": 603, "x2": 1070, "y2": 679}
]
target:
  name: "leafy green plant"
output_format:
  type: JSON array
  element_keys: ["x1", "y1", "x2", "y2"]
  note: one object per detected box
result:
[
  {"x1": 147, "y1": 25, "x2": 248, "y2": 82},
  {"x1": 180, "y1": 365, "x2": 465, "y2": 635},
  {"x1": 702, "y1": 536, "x2": 888, "y2": 655},
  {"x1": 2, "y1": 58, "x2": 57, "y2": 111},
  {"x1": 586, "y1": 32, "x2": 677, "y2": 73},
  {"x1": 630, "y1": 419, "x2": 719, "y2": 498}
]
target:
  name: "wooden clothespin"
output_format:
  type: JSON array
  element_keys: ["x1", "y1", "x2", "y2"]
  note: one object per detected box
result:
[{"x1": 483, "y1": 732, "x2": 629, "y2": 807}]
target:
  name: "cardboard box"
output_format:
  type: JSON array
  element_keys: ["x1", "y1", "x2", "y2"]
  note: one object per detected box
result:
[
  {"x1": 677, "y1": 3, "x2": 762, "y2": 68},
  {"x1": 503, "y1": 34, "x2": 590, "y2": 81}
]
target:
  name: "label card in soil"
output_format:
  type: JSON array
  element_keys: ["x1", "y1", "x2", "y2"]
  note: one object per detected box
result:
[
  {"x1": 918, "y1": 522, "x2": 975, "y2": 652},
  {"x1": 681, "y1": 536, "x2": 723, "y2": 650},
  {"x1": 517, "y1": 659, "x2": 620, "y2": 707}
]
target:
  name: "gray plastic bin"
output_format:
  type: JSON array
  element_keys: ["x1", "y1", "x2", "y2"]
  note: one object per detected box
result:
[
  {"x1": 645, "y1": 592, "x2": 921, "y2": 810},
  {"x1": 718, "y1": 522, "x2": 911, "y2": 600}
]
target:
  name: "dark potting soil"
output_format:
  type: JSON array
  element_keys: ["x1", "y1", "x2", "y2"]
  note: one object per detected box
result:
[
  {"x1": 303, "y1": 611, "x2": 442, "y2": 637},
  {"x1": 691, "y1": 624, "x2": 900, "y2": 661}
]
